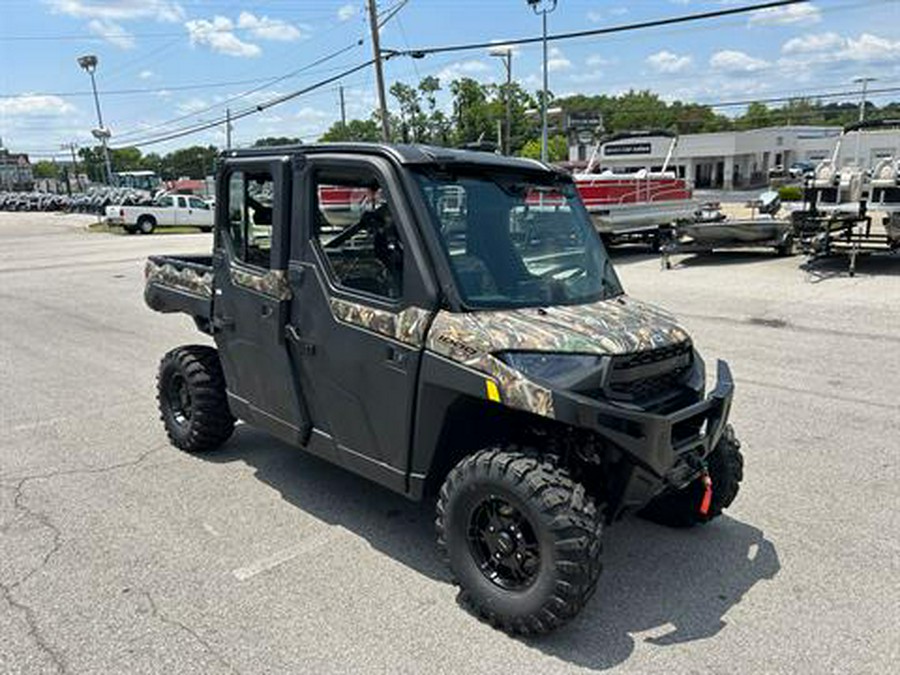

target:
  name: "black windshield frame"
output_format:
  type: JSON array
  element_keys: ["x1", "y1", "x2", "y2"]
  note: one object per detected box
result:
[{"x1": 411, "y1": 166, "x2": 623, "y2": 311}]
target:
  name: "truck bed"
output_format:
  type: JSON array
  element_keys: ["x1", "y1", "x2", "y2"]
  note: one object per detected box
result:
[{"x1": 144, "y1": 254, "x2": 214, "y2": 332}]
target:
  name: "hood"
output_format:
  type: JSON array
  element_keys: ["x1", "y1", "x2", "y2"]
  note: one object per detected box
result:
[{"x1": 427, "y1": 295, "x2": 689, "y2": 361}]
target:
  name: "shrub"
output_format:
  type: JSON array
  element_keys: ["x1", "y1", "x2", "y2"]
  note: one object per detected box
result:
[{"x1": 778, "y1": 185, "x2": 803, "y2": 201}]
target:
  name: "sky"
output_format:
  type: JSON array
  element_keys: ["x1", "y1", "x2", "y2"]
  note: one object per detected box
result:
[{"x1": 1, "y1": 0, "x2": 899, "y2": 160}]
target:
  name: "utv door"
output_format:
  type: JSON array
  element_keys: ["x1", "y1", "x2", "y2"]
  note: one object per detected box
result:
[
  {"x1": 287, "y1": 155, "x2": 435, "y2": 492},
  {"x1": 212, "y1": 158, "x2": 310, "y2": 444}
]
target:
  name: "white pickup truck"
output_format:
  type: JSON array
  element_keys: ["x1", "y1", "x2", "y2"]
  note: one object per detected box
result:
[{"x1": 105, "y1": 194, "x2": 214, "y2": 234}]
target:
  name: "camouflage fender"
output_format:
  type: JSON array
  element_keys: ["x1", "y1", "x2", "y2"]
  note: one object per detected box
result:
[
  {"x1": 425, "y1": 295, "x2": 691, "y2": 419},
  {"x1": 329, "y1": 298, "x2": 432, "y2": 347},
  {"x1": 230, "y1": 268, "x2": 292, "y2": 301},
  {"x1": 145, "y1": 259, "x2": 213, "y2": 299}
]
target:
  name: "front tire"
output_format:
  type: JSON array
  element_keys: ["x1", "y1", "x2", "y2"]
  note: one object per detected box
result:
[
  {"x1": 639, "y1": 424, "x2": 744, "y2": 528},
  {"x1": 436, "y1": 447, "x2": 604, "y2": 635},
  {"x1": 157, "y1": 345, "x2": 234, "y2": 453}
]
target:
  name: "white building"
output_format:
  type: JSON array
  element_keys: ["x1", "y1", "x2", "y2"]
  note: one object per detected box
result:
[{"x1": 567, "y1": 126, "x2": 900, "y2": 190}]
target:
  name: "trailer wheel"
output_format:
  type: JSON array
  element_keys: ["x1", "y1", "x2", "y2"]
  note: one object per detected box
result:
[
  {"x1": 639, "y1": 424, "x2": 743, "y2": 528},
  {"x1": 436, "y1": 447, "x2": 604, "y2": 635},
  {"x1": 775, "y1": 235, "x2": 794, "y2": 257},
  {"x1": 137, "y1": 215, "x2": 156, "y2": 234},
  {"x1": 157, "y1": 345, "x2": 234, "y2": 453}
]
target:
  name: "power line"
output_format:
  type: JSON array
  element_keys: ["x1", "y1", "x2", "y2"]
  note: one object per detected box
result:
[
  {"x1": 112, "y1": 58, "x2": 377, "y2": 150},
  {"x1": 389, "y1": 0, "x2": 810, "y2": 57}
]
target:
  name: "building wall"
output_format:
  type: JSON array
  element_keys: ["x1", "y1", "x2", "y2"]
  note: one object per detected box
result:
[{"x1": 568, "y1": 126, "x2": 900, "y2": 190}]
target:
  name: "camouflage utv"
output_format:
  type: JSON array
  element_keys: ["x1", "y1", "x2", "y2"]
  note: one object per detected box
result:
[{"x1": 145, "y1": 144, "x2": 743, "y2": 634}]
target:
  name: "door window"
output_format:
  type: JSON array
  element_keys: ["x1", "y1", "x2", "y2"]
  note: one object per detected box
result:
[
  {"x1": 156, "y1": 195, "x2": 174, "y2": 207},
  {"x1": 312, "y1": 169, "x2": 403, "y2": 300},
  {"x1": 188, "y1": 196, "x2": 209, "y2": 210},
  {"x1": 177, "y1": 196, "x2": 188, "y2": 208},
  {"x1": 225, "y1": 170, "x2": 274, "y2": 269}
]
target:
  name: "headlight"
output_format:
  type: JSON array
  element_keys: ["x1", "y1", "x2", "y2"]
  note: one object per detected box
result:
[{"x1": 496, "y1": 352, "x2": 606, "y2": 390}]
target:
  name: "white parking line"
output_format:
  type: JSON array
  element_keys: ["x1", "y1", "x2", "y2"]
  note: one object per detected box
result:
[{"x1": 232, "y1": 527, "x2": 345, "y2": 581}]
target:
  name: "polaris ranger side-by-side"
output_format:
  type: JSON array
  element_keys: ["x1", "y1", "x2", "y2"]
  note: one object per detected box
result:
[{"x1": 145, "y1": 144, "x2": 743, "y2": 634}]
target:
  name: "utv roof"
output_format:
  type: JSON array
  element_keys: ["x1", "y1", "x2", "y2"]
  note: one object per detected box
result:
[{"x1": 221, "y1": 142, "x2": 557, "y2": 173}]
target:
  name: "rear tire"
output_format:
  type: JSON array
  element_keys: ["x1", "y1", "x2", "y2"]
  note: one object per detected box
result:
[
  {"x1": 137, "y1": 215, "x2": 156, "y2": 234},
  {"x1": 157, "y1": 345, "x2": 234, "y2": 453},
  {"x1": 436, "y1": 447, "x2": 604, "y2": 635},
  {"x1": 639, "y1": 424, "x2": 744, "y2": 528}
]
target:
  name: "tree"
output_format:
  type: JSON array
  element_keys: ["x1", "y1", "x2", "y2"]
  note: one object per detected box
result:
[
  {"x1": 451, "y1": 78, "x2": 492, "y2": 146},
  {"x1": 319, "y1": 118, "x2": 381, "y2": 142},
  {"x1": 518, "y1": 134, "x2": 568, "y2": 162},
  {"x1": 32, "y1": 160, "x2": 59, "y2": 179},
  {"x1": 159, "y1": 145, "x2": 218, "y2": 180},
  {"x1": 252, "y1": 136, "x2": 300, "y2": 147},
  {"x1": 390, "y1": 81, "x2": 425, "y2": 143}
]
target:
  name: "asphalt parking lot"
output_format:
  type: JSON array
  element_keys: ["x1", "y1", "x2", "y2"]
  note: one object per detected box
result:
[{"x1": 1, "y1": 212, "x2": 898, "y2": 674}]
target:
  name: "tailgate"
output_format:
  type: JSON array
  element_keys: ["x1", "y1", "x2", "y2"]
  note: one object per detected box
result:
[{"x1": 144, "y1": 254, "x2": 214, "y2": 325}]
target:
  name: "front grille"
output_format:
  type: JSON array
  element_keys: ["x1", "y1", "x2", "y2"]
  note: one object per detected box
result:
[{"x1": 605, "y1": 341, "x2": 693, "y2": 407}]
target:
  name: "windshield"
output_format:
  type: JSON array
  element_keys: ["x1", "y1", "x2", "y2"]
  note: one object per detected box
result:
[{"x1": 413, "y1": 168, "x2": 622, "y2": 309}]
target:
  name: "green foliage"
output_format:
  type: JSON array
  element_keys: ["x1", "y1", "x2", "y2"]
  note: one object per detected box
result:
[
  {"x1": 555, "y1": 90, "x2": 731, "y2": 135},
  {"x1": 32, "y1": 160, "x2": 59, "y2": 179},
  {"x1": 518, "y1": 134, "x2": 568, "y2": 162},
  {"x1": 319, "y1": 118, "x2": 381, "y2": 142},
  {"x1": 778, "y1": 185, "x2": 803, "y2": 201}
]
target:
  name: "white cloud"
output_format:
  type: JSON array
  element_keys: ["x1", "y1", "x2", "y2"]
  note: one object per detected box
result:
[
  {"x1": 185, "y1": 17, "x2": 261, "y2": 57},
  {"x1": 646, "y1": 50, "x2": 693, "y2": 74},
  {"x1": 586, "y1": 54, "x2": 614, "y2": 67},
  {"x1": 0, "y1": 94, "x2": 75, "y2": 116},
  {"x1": 86, "y1": 18, "x2": 135, "y2": 49},
  {"x1": 779, "y1": 32, "x2": 900, "y2": 69},
  {"x1": 139, "y1": 70, "x2": 154, "y2": 80},
  {"x1": 436, "y1": 60, "x2": 490, "y2": 82},
  {"x1": 841, "y1": 33, "x2": 900, "y2": 62},
  {"x1": 587, "y1": 6, "x2": 628, "y2": 23},
  {"x1": 782, "y1": 32, "x2": 843, "y2": 54},
  {"x1": 547, "y1": 47, "x2": 572, "y2": 72},
  {"x1": 749, "y1": 3, "x2": 821, "y2": 26},
  {"x1": 45, "y1": 0, "x2": 185, "y2": 23},
  {"x1": 337, "y1": 3, "x2": 358, "y2": 22},
  {"x1": 710, "y1": 50, "x2": 769, "y2": 73},
  {"x1": 176, "y1": 98, "x2": 207, "y2": 114},
  {"x1": 237, "y1": 12, "x2": 304, "y2": 42}
]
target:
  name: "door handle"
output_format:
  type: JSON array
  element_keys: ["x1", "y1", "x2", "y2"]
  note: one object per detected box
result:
[
  {"x1": 260, "y1": 304, "x2": 273, "y2": 318},
  {"x1": 285, "y1": 325, "x2": 315, "y2": 355}
]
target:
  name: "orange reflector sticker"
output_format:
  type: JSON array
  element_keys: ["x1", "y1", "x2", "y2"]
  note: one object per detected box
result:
[{"x1": 485, "y1": 380, "x2": 501, "y2": 402}]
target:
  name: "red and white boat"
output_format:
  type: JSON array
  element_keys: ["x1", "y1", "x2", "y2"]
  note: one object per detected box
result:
[{"x1": 573, "y1": 131, "x2": 698, "y2": 241}]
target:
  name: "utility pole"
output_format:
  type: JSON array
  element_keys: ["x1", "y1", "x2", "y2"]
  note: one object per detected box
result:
[
  {"x1": 339, "y1": 85, "x2": 347, "y2": 131},
  {"x1": 527, "y1": 0, "x2": 558, "y2": 163},
  {"x1": 367, "y1": 0, "x2": 391, "y2": 142},
  {"x1": 61, "y1": 142, "x2": 80, "y2": 192},
  {"x1": 490, "y1": 47, "x2": 513, "y2": 155},
  {"x1": 852, "y1": 76, "x2": 876, "y2": 167},
  {"x1": 225, "y1": 108, "x2": 233, "y2": 149}
]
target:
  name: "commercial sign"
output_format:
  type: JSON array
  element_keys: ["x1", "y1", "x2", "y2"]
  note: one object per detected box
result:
[{"x1": 603, "y1": 142, "x2": 652, "y2": 156}]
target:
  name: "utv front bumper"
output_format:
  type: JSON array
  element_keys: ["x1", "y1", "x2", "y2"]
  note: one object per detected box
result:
[{"x1": 553, "y1": 360, "x2": 734, "y2": 512}]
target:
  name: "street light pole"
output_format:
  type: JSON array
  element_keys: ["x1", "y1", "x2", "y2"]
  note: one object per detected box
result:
[
  {"x1": 77, "y1": 55, "x2": 114, "y2": 184},
  {"x1": 527, "y1": 0, "x2": 558, "y2": 163},
  {"x1": 852, "y1": 76, "x2": 876, "y2": 167},
  {"x1": 489, "y1": 47, "x2": 513, "y2": 155}
]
